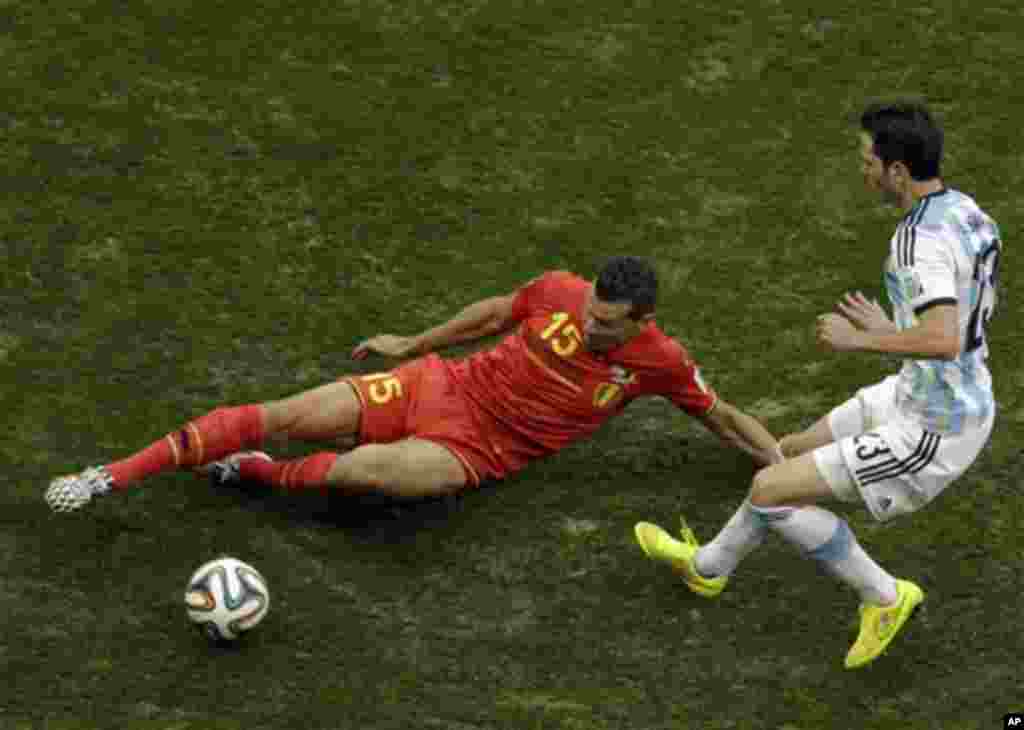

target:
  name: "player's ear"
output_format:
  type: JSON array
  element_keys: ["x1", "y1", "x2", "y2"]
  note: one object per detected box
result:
[{"x1": 889, "y1": 160, "x2": 911, "y2": 184}]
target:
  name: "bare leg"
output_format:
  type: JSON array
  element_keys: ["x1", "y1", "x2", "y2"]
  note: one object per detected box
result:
[
  {"x1": 748, "y1": 453, "x2": 835, "y2": 508},
  {"x1": 693, "y1": 455, "x2": 831, "y2": 576},
  {"x1": 236, "y1": 437, "x2": 468, "y2": 498},
  {"x1": 326, "y1": 438, "x2": 467, "y2": 498},
  {"x1": 48, "y1": 379, "x2": 463, "y2": 512},
  {"x1": 261, "y1": 381, "x2": 469, "y2": 495},
  {"x1": 88, "y1": 380, "x2": 360, "y2": 490},
  {"x1": 261, "y1": 380, "x2": 362, "y2": 442}
]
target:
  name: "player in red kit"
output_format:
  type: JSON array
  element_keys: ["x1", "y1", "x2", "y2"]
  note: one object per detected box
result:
[{"x1": 46, "y1": 257, "x2": 782, "y2": 513}]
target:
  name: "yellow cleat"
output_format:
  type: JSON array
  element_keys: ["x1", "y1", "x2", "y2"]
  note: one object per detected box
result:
[
  {"x1": 844, "y1": 579, "x2": 924, "y2": 669},
  {"x1": 634, "y1": 519, "x2": 728, "y2": 598}
]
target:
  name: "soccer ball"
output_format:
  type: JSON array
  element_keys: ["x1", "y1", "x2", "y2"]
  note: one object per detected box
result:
[{"x1": 184, "y1": 557, "x2": 269, "y2": 642}]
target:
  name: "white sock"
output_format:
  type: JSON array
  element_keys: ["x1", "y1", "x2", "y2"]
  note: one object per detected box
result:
[
  {"x1": 756, "y1": 505, "x2": 898, "y2": 606},
  {"x1": 834, "y1": 540, "x2": 900, "y2": 606},
  {"x1": 694, "y1": 500, "x2": 768, "y2": 578}
]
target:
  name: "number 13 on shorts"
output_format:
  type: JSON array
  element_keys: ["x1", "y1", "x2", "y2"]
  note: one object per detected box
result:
[{"x1": 853, "y1": 432, "x2": 892, "y2": 463}]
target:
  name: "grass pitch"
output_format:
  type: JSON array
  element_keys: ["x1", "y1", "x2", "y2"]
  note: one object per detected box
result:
[{"x1": 1, "y1": 0, "x2": 1022, "y2": 728}]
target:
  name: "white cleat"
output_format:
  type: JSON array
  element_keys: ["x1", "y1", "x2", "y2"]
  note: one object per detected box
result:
[
  {"x1": 197, "y1": 451, "x2": 272, "y2": 487},
  {"x1": 45, "y1": 466, "x2": 114, "y2": 513}
]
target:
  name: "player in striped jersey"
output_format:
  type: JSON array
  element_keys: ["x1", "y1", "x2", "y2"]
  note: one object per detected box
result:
[{"x1": 636, "y1": 100, "x2": 1000, "y2": 668}]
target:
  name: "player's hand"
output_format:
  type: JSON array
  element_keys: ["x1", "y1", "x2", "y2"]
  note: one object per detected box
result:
[
  {"x1": 836, "y1": 291, "x2": 895, "y2": 332},
  {"x1": 351, "y1": 334, "x2": 420, "y2": 360},
  {"x1": 816, "y1": 313, "x2": 864, "y2": 352}
]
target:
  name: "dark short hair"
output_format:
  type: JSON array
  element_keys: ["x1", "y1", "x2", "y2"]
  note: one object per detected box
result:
[
  {"x1": 595, "y1": 256, "x2": 657, "y2": 319},
  {"x1": 860, "y1": 99, "x2": 943, "y2": 180}
]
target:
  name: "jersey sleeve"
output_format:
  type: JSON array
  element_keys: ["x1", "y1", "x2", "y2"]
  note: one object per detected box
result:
[
  {"x1": 908, "y1": 224, "x2": 958, "y2": 315},
  {"x1": 654, "y1": 344, "x2": 718, "y2": 417},
  {"x1": 509, "y1": 270, "x2": 572, "y2": 321}
]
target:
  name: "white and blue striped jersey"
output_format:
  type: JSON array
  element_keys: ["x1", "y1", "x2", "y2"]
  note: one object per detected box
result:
[{"x1": 885, "y1": 188, "x2": 1001, "y2": 434}]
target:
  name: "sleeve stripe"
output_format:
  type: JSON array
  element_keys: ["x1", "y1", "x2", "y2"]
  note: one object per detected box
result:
[
  {"x1": 899, "y1": 198, "x2": 932, "y2": 267},
  {"x1": 910, "y1": 198, "x2": 928, "y2": 264},
  {"x1": 913, "y1": 297, "x2": 957, "y2": 316}
]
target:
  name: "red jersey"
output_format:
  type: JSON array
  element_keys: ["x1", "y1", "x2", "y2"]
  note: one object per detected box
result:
[{"x1": 445, "y1": 271, "x2": 717, "y2": 475}]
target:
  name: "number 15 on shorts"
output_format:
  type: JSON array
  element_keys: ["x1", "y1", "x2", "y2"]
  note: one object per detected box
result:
[{"x1": 362, "y1": 373, "x2": 403, "y2": 405}]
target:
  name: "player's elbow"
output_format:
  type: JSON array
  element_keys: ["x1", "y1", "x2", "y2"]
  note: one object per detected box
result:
[
  {"x1": 919, "y1": 306, "x2": 960, "y2": 360},
  {"x1": 487, "y1": 295, "x2": 517, "y2": 333}
]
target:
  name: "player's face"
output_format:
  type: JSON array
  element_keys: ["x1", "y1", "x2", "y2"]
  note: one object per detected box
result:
[
  {"x1": 582, "y1": 290, "x2": 647, "y2": 352},
  {"x1": 859, "y1": 132, "x2": 903, "y2": 206},
  {"x1": 859, "y1": 132, "x2": 886, "y2": 193}
]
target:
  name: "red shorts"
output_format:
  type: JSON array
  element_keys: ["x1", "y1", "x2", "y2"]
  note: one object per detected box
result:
[{"x1": 342, "y1": 355, "x2": 506, "y2": 487}]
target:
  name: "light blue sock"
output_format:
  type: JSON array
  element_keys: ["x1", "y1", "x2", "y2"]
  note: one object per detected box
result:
[{"x1": 755, "y1": 505, "x2": 898, "y2": 606}]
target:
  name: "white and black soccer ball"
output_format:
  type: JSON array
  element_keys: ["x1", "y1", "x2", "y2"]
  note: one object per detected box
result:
[{"x1": 184, "y1": 557, "x2": 269, "y2": 642}]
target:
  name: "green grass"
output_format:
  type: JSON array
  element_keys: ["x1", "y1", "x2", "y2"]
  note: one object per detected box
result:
[{"x1": 1, "y1": 0, "x2": 1023, "y2": 728}]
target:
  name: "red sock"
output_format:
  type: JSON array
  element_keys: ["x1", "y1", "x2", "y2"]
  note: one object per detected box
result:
[
  {"x1": 238, "y1": 452, "x2": 338, "y2": 492},
  {"x1": 106, "y1": 405, "x2": 266, "y2": 488}
]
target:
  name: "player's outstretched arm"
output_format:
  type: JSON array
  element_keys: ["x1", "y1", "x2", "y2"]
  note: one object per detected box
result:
[
  {"x1": 697, "y1": 399, "x2": 783, "y2": 467},
  {"x1": 352, "y1": 294, "x2": 518, "y2": 360}
]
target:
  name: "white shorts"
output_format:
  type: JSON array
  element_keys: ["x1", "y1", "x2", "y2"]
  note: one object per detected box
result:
[{"x1": 812, "y1": 376, "x2": 994, "y2": 522}]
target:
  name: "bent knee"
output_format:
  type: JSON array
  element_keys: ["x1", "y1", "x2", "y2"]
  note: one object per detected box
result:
[
  {"x1": 261, "y1": 399, "x2": 297, "y2": 435},
  {"x1": 327, "y1": 443, "x2": 464, "y2": 498},
  {"x1": 778, "y1": 434, "x2": 803, "y2": 459},
  {"x1": 749, "y1": 465, "x2": 787, "y2": 508},
  {"x1": 327, "y1": 446, "x2": 392, "y2": 490}
]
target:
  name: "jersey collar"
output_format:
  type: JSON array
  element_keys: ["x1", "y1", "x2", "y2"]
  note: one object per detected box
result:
[{"x1": 902, "y1": 186, "x2": 949, "y2": 222}]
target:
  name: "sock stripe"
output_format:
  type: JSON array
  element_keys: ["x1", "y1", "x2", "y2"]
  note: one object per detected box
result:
[
  {"x1": 107, "y1": 404, "x2": 268, "y2": 488},
  {"x1": 857, "y1": 432, "x2": 940, "y2": 486},
  {"x1": 187, "y1": 423, "x2": 205, "y2": 466},
  {"x1": 293, "y1": 459, "x2": 309, "y2": 487},
  {"x1": 282, "y1": 460, "x2": 302, "y2": 490},
  {"x1": 165, "y1": 434, "x2": 181, "y2": 467},
  {"x1": 855, "y1": 432, "x2": 928, "y2": 481},
  {"x1": 292, "y1": 459, "x2": 308, "y2": 488},
  {"x1": 293, "y1": 458, "x2": 310, "y2": 488},
  {"x1": 855, "y1": 431, "x2": 929, "y2": 480},
  {"x1": 806, "y1": 519, "x2": 853, "y2": 563},
  {"x1": 750, "y1": 505, "x2": 795, "y2": 524}
]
